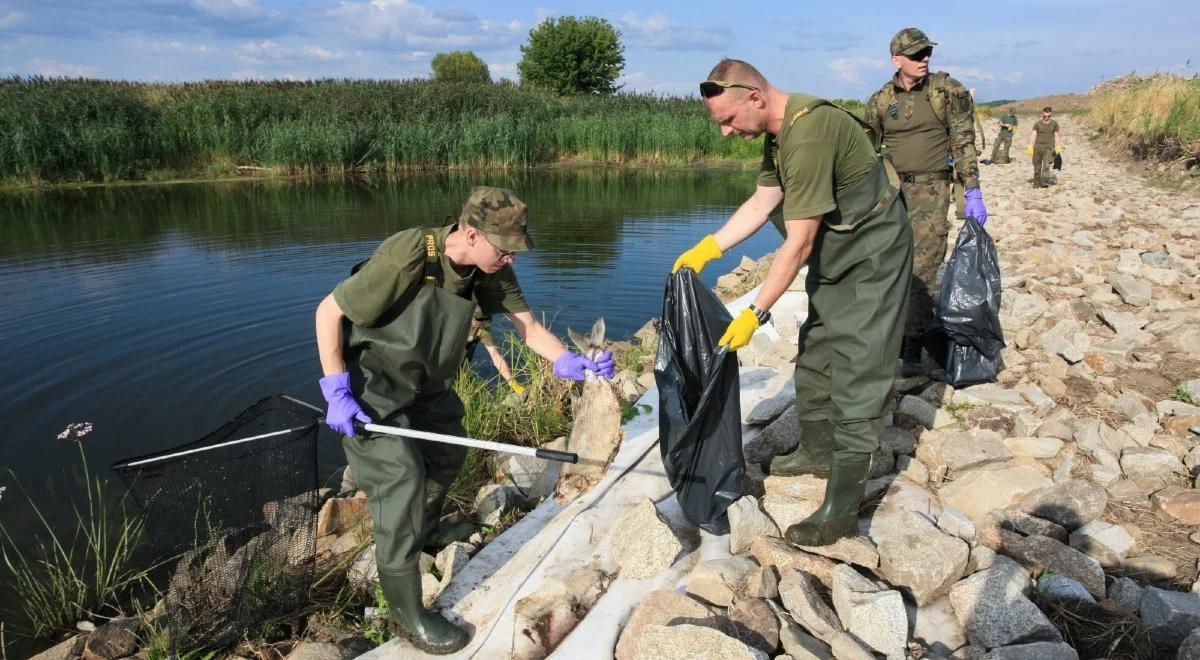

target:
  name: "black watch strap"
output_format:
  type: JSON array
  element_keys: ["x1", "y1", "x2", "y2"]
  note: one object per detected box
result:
[{"x1": 748, "y1": 304, "x2": 771, "y2": 325}]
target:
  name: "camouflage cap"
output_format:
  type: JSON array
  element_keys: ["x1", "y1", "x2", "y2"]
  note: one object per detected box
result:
[
  {"x1": 459, "y1": 186, "x2": 534, "y2": 253},
  {"x1": 890, "y1": 28, "x2": 937, "y2": 56}
]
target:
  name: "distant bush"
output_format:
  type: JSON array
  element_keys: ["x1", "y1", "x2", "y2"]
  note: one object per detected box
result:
[{"x1": 431, "y1": 51, "x2": 491, "y2": 84}]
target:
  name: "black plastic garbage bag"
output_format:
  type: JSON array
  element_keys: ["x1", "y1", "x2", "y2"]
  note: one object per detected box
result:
[
  {"x1": 928, "y1": 218, "x2": 1006, "y2": 387},
  {"x1": 655, "y1": 269, "x2": 744, "y2": 534},
  {"x1": 1053, "y1": 152, "x2": 1063, "y2": 171}
]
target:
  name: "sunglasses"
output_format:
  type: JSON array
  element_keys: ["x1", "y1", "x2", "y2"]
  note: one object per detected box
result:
[
  {"x1": 699, "y1": 79, "x2": 761, "y2": 98},
  {"x1": 903, "y1": 47, "x2": 934, "y2": 61}
]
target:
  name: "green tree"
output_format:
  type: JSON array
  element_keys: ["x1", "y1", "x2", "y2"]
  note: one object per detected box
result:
[
  {"x1": 518, "y1": 16, "x2": 624, "y2": 95},
  {"x1": 431, "y1": 51, "x2": 491, "y2": 84}
]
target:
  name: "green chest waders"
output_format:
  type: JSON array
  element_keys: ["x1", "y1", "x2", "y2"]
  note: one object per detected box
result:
[
  {"x1": 782, "y1": 156, "x2": 915, "y2": 547},
  {"x1": 343, "y1": 231, "x2": 477, "y2": 571},
  {"x1": 340, "y1": 231, "x2": 476, "y2": 653}
]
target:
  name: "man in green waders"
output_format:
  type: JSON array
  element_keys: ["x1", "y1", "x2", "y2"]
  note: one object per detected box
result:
[
  {"x1": 674, "y1": 60, "x2": 912, "y2": 546},
  {"x1": 314, "y1": 187, "x2": 614, "y2": 654}
]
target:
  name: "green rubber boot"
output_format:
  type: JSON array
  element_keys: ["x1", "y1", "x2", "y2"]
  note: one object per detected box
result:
[
  {"x1": 424, "y1": 520, "x2": 479, "y2": 551},
  {"x1": 768, "y1": 419, "x2": 835, "y2": 477},
  {"x1": 379, "y1": 570, "x2": 470, "y2": 654},
  {"x1": 784, "y1": 451, "x2": 871, "y2": 546}
]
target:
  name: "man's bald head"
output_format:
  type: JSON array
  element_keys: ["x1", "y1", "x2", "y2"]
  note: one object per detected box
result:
[{"x1": 701, "y1": 59, "x2": 769, "y2": 99}]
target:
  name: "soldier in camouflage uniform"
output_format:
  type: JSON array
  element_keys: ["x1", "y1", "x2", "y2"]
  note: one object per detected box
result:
[
  {"x1": 866, "y1": 28, "x2": 989, "y2": 376},
  {"x1": 315, "y1": 187, "x2": 614, "y2": 653}
]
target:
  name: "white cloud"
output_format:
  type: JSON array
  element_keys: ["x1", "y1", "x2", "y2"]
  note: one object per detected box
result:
[
  {"x1": 326, "y1": 0, "x2": 524, "y2": 52},
  {"x1": 0, "y1": 8, "x2": 26, "y2": 29},
  {"x1": 615, "y1": 11, "x2": 728, "y2": 51},
  {"x1": 940, "y1": 66, "x2": 1017, "y2": 85},
  {"x1": 230, "y1": 68, "x2": 266, "y2": 80},
  {"x1": 781, "y1": 24, "x2": 863, "y2": 52},
  {"x1": 828, "y1": 57, "x2": 888, "y2": 83},
  {"x1": 194, "y1": 0, "x2": 264, "y2": 17},
  {"x1": 235, "y1": 40, "x2": 349, "y2": 65},
  {"x1": 123, "y1": 38, "x2": 217, "y2": 56},
  {"x1": 618, "y1": 71, "x2": 695, "y2": 96},
  {"x1": 25, "y1": 58, "x2": 99, "y2": 77},
  {"x1": 488, "y1": 61, "x2": 518, "y2": 80}
]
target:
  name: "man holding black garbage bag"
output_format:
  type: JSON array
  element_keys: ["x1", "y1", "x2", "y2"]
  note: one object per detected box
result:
[{"x1": 673, "y1": 59, "x2": 912, "y2": 547}]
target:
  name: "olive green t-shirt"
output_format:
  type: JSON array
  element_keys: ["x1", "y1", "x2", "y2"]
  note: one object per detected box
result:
[
  {"x1": 879, "y1": 78, "x2": 953, "y2": 175},
  {"x1": 757, "y1": 94, "x2": 878, "y2": 221},
  {"x1": 1032, "y1": 119, "x2": 1059, "y2": 148},
  {"x1": 999, "y1": 114, "x2": 1018, "y2": 139},
  {"x1": 333, "y1": 224, "x2": 529, "y2": 327}
]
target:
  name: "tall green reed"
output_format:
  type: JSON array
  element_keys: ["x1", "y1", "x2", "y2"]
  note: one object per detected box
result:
[{"x1": 0, "y1": 423, "x2": 155, "y2": 640}]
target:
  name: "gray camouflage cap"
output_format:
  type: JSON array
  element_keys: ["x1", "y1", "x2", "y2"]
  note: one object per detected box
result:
[
  {"x1": 890, "y1": 28, "x2": 937, "y2": 56},
  {"x1": 459, "y1": 186, "x2": 534, "y2": 253}
]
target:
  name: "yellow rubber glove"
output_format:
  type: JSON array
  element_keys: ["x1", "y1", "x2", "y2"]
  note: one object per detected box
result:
[
  {"x1": 718, "y1": 308, "x2": 760, "y2": 351},
  {"x1": 1054, "y1": 145, "x2": 1063, "y2": 154},
  {"x1": 1026, "y1": 145, "x2": 1034, "y2": 155},
  {"x1": 507, "y1": 379, "x2": 527, "y2": 396},
  {"x1": 672, "y1": 234, "x2": 723, "y2": 274}
]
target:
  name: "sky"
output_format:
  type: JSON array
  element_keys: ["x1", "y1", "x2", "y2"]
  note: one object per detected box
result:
[{"x1": 1, "y1": 0, "x2": 1197, "y2": 102}]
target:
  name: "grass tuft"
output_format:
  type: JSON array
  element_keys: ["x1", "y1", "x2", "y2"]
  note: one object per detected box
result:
[{"x1": 0, "y1": 438, "x2": 156, "y2": 641}]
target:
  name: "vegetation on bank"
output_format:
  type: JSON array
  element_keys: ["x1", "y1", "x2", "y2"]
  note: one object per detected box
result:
[
  {"x1": 1088, "y1": 74, "x2": 1200, "y2": 163},
  {"x1": 0, "y1": 77, "x2": 877, "y2": 187},
  {"x1": 0, "y1": 77, "x2": 767, "y2": 186}
]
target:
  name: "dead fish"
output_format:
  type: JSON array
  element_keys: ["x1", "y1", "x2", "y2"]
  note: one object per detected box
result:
[{"x1": 555, "y1": 318, "x2": 624, "y2": 503}]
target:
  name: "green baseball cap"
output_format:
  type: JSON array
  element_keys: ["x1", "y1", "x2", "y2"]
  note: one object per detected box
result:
[
  {"x1": 890, "y1": 28, "x2": 937, "y2": 56},
  {"x1": 459, "y1": 186, "x2": 534, "y2": 252}
]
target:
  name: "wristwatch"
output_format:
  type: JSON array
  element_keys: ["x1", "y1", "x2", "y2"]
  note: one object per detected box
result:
[{"x1": 748, "y1": 303, "x2": 771, "y2": 325}]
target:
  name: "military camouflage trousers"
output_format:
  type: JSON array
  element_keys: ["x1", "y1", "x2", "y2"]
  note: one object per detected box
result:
[
  {"x1": 900, "y1": 179, "x2": 951, "y2": 339},
  {"x1": 1033, "y1": 145, "x2": 1055, "y2": 185},
  {"x1": 991, "y1": 134, "x2": 1013, "y2": 163}
]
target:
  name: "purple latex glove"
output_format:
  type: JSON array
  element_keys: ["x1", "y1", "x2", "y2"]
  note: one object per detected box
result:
[
  {"x1": 963, "y1": 188, "x2": 988, "y2": 226},
  {"x1": 553, "y1": 350, "x2": 615, "y2": 381},
  {"x1": 318, "y1": 372, "x2": 372, "y2": 436},
  {"x1": 592, "y1": 350, "x2": 615, "y2": 378}
]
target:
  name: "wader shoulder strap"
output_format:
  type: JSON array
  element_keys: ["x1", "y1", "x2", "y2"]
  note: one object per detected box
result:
[
  {"x1": 422, "y1": 229, "x2": 479, "y2": 300},
  {"x1": 787, "y1": 97, "x2": 878, "y2": 149},
  {"x1": 422, "y1": 231, "x2": 440, "y2": 286}
]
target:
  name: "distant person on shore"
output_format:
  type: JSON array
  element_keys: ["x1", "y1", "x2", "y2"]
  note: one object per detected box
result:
[
  {"x1": 865, "y1": 27, "x2": 987, "y2": 378},
  {"x1": 1028, "y1": 106, "x2": 1063, "y2": 188},
  {"x1": 990, "y1": 108, "x2": 1018, "y2": 164},
  {"x1": 314, "y1": 187, "x2": 612, "y2": 654},
  {"x1": 465, "y1": 311, "x2": 527, "y2": 397},
  {"x1": 673, "y1": 59, "x2": 912, "y2": 547}
]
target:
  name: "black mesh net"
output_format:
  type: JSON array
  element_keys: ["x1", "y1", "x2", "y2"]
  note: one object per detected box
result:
[{"x1": 112, "y1": 396, "x2": 321, "y2": 652}]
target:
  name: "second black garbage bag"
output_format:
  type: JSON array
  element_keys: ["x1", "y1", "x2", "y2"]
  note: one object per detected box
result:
[
  {"x1": 928, "y1": 217, "x2": 1006, "y2": 386},
  {"x1": 655, "y1": 268, "x2": 744, "y2": 534}
]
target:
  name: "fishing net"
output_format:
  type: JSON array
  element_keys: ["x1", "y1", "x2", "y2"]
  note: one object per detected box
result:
[{"x1": 112, "y1": 395, "x2": 322, "y2": 652}]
